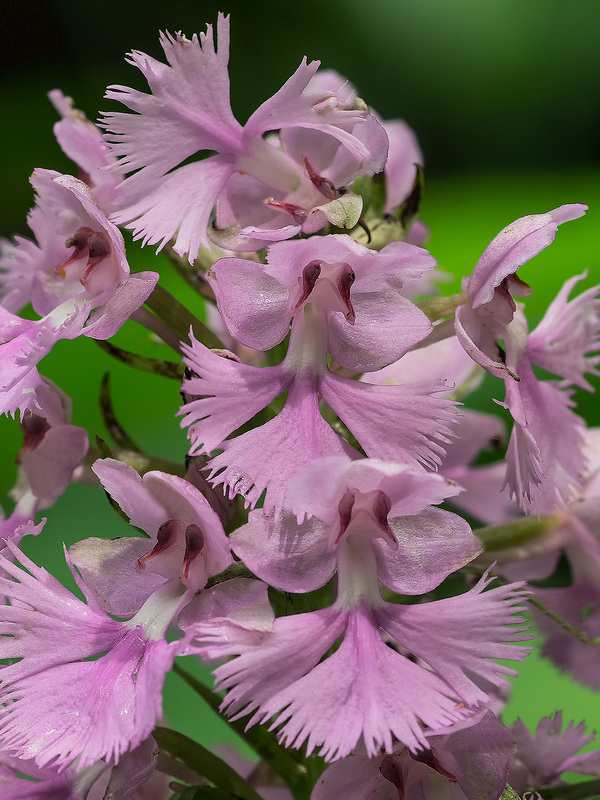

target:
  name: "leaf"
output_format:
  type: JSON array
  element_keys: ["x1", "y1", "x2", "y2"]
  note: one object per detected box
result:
[
  {"x1": 474, "y1": 515, "x2": 558, "y2": 551},
  {"x1": 164, "y1": 244, "x2": 217, "y2": 300},
  {"x1": 96, "y1": 339, "x2": 184, "y2": 380},
  {"x1": 100, "y1": 372, "x2": 141, "y2": 452},
  {"x1": 153, "y1": 727, "x2": 263, "y2": 800},
  {"x1": 95, "y1": 435, "x2": 113, "y2": 459}
]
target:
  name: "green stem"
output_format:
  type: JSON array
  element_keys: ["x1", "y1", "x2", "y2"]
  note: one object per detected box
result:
[
  {"x1": 155, "y1": 753, "x2": 207, "y2": 787},
  {"x1": 528, "y1": 594, "x2": 600, "y2": 645},
  {"x1": 164, "y1": 244, "x2": 217, "y2": 300},
  {"x1": 417, "y1": 291, "x2": 467, "y2": 321},
  {"x1": 153, "y1": 727, "x2": 263, "y2": 800},
  {"x1": 131, "y1": 306, "x2": 183, "y2": 353},
  {"x1": 96, "y1": 339, "x2": 184, "y2": 380},
  {"x1": 144, "y1": 285, "x2": 223, "y2": 350},
  {"x1": 474, "y1": 514, "x2": 559, "y2": 551},
  {"x1": 173, "y1": 664, "x2": 315, "y2": 800}
]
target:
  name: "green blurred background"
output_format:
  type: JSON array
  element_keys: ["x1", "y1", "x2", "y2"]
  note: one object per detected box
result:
[{"x1": 1, "y1": 0, "x2": 600, "y2": 761}]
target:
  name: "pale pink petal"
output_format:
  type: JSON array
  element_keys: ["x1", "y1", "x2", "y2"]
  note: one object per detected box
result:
[
  {"x1": 441, "y1": 409, "x2": 506, "y2": 470},
  {"x1": 102, "y1": 736, "x2": 165, "y2": 800},
  {"x1": 0, "y1": 548, "x2": 120, "y2": 682},
  {"x1": 280, "y1": 115, "x2": 388, "y2": 188},
  {"x1": 305, "y1": 69, "x2": 357, "y2": 105},
  {"x1": 245, "y1": 60, "x2": 372, "y2": 161},
  {"x1": 0, "y1": 213, "x2": 64, "y2": 315},
  {"x1": 19, "y1": 423, "x2": 88, "y2": 501},
  {"x1": 103, "y1": 16, "x2": 242, "y2": 179},
  {"x1": 110, "y1": 157, "x2": 235, "y2": 259},
  {"x1": 239, "y1": 222, "x2": 302, "y2": 244},
  {"x1": 48, "y1": 89, "x2": 120, "y2": 213},
  {"x1": 34, "y1": 170, "x2": 130, "y2": 304},
  {"x1": 314, "y1": 711, "x2": 511, "y2": 800},
  {"x1": 566, "y1": 749, "x2": 600, "y2": 779},
  {"x1": 179, "y1": 337, "x2": 291, "y2": 455},
  {"x1": 206, "y1": 374, "x2": 355, "y2": 515},
  {"x1": 382, "y1": 119, "x2": 423, "y2": 213},
  {"x1": 365, "y1": 335, "x2": 483, "y2": 398},
  {"x1": 0, "y1": 760, "x2": 76, "y2": 799},
  {"x1": 528, "y1": 272, "x2": 600, "y2": 390},
  {"x1": 263, "y1": 235, "x2": 435, "y2": 296},
  {"x1": 212, "y1": 606, "x2": 347, "y2": 724},
  {"x1": 379, "y1": 575, "x2": 531, "y2": 706},
  {"x1": 328, "y1": 290, "x2": 431, "y2": 372},
  {"x1": 405, "y1": 218, "x2": 430, "y2": 247},
  {"x1": 502, "y1": 359, "x2": 586, "y2": 514},
  {"x1": 68, "y1": 537, "x2": 167, "y2": 618},
  {"x1": 0, "y1": 301, "x2": 90, "y2": 398},
  {"x1": 263, "y1": 604, "x2": 471, "y2": 759},
  {"x1": 0, "y1": 633, "x2": 173, "y2": 771},
  {"x1": 311, "y1": 753, "x2": 387, "y2": 800},
  {"x1": 142, "y1": 470, "x2": 232, "y2": 574},
  {"x1": 533, "y1": 577, "x2": 600, "y2": 691},
  {"x1": 0, "y1": 545, "x2": 178, "y2": 770},
  {"x1": 430, "y1": 711, "x2": 512, "y2": 800},
  {"x1": 320, "y1": 372, "x2": 458, "y2": 469},
  {"x1": 445, "y1": 463, "x2": 519, "y2": 526},
  {"x1": 0, "y1": 368, "x2": 46, "y2": 419},
  {"x1": 230, "y1": 511, "x2": 334, "y2": 593},
  {"x1": 91, "y1": 459, "x2": 232, "y2": 593},
  {"x1": 374, "y1": 507, "x2": 481, "y2": 595},
  {"x1": 83, "y1": 271, "x2": 158, "y2": 339},
  {"x1": 454, "y1": 301, "x2": 514, "y2": 379},
  {"x1": 511, "y1": 713, "x2": 595, "y2": 790},
  {"x1": 467, "y1": 205, "x2": 587, "y2": 309},
  {"x1": 285, "y1": 456, "x2": 462, "y2": 523},
  {"x1": 209, "y1": 257, "x2": 291, "y2": 350},
  {"x1": 91, "y1": 459, "x2": 168, "y2": 534},
  {"x1": 179, "y1": 578, "x2": 274, "y2": 634}
]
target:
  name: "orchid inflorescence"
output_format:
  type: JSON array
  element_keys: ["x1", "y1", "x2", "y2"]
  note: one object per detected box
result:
[{"x1": 1, "y1": 14, "x2": 600, "y2": 800}]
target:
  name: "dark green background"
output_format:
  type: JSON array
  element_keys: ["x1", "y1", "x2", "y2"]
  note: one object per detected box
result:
[{"x1": 1, "y1": 0, "x2": 599, "y2": 761}]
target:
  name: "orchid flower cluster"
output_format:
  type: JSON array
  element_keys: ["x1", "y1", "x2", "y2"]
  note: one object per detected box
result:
[{"x1": 1, "y1": 13, "x2": 600, "y2": 800}]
